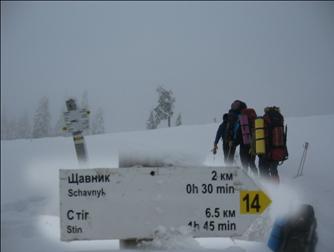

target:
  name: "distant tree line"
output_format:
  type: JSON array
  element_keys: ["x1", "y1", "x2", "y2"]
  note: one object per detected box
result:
[
  {"x1": 1, "y1": 91, "x2": 105, "y2": 140},
  {"x1": 1, "y1": 87, "x2": 184, "y2": 140}
]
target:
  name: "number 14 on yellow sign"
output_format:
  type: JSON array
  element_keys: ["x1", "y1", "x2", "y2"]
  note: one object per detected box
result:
[{"x1": 240, "y1": 191, "x2": 271, "y2": 214}]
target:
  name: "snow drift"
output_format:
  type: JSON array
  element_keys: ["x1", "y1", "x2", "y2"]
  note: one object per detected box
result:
[{"x1": 1, "y1": 114, "x2": 334, "y2": 252}]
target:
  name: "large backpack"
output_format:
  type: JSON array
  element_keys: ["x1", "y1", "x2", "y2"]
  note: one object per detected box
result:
[
  {"x1": 263, "y1": 107, "x2": 288, "y2": 162},
  {"x1": 239, "y1": 108, "x2": 257, "y2": 146}
]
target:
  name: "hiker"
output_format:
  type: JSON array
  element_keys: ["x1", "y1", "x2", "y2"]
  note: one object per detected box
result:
[
  {"x1": 238, "y1": 107, "x2": 258, "y2": 175},
  {"x1": 231, "y1": 100, "x2": 247, "y2": 113},
  {"x1": 258, "y1": 155, "x2": 280, "y2": 182},
  {"x1": 212, "y1": 100, "x2": 246, "y2": 164},
  {"x1": 212, "y1": 113, "x2": 233, "y2": 163},
  {"x1": 257, "y1": 106, "x2": 288, "y2": 183}
]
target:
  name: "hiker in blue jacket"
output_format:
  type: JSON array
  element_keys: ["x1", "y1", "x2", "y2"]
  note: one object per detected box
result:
[{"x1": 212, "y1": 100, "x2": 246, "y2": 164}]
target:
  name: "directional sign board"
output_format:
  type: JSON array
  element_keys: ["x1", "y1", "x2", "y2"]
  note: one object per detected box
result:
[
  {"x1": 63, "y1": 109, "x2": 89, "y2": 133},
  {"x1": 59, "y1": 166, "x2": 271, "y2": 241}
]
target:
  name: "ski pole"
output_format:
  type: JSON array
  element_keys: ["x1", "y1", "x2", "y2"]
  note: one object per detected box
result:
[
  {"x1": 299, "y1": 142, "x2": 309, "y2": 176},
  {"x1": 295, "y1": 142, "x2": 309, "y2": 177}
]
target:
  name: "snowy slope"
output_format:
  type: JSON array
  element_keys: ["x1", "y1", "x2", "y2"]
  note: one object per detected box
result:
[{"x1": 1, "y1": 114, "x2": 334, "y2": 252}]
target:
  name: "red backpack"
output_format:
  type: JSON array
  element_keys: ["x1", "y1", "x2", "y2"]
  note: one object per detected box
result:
[
  {"x1": 263, "y1": 107, "x2": 288, "y2": 162},
  {"x1": 239, "y1": 108, "x2": 257, "y2": 145}
]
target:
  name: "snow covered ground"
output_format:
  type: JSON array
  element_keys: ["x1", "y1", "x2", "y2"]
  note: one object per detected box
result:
[{"x1": 1, "y1": 114, "x2": 334, "y2": 252}]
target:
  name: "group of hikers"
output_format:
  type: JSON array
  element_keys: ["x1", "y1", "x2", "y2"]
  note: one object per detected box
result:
[{"x1": 212, "y1": 100, "x2": 288, "y2": 183}]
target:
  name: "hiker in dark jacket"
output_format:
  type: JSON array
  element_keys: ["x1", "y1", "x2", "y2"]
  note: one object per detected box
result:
[
  {"x1": 213, "y1": 100, "x2": 246, "y2": 164},
  {"x1": 213, "y1": 113, "x2": 236, "y2": 164},
  {"x1": 212, "y1": 110, "x2": 239, "y2": 164}
]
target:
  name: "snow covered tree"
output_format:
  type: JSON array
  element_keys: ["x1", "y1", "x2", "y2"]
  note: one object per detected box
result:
[
  {"x1": 32, "y1": 97, "x2": 51, "y2": 138},
  {"x1": 1, "y1": 109, "x2": 19, "y2": 140},
  {"x1": 153, "y1": 86, "x2": 175, "y2": 127},
  {"x1": 2, "y1": 117, "x2": 18, "y2": 139},
  {"x1": 53, "y1": 106, "x2": 69, "y2": 137},
  {"x1": 1, "y1": 109, "x2": 10, "y2": 140},
  {"x1": 175, "y1": 113, "x2": 182, "y2": 126},
  {"x1": 146, "y1": 111, "x2": 159, "y2": 129},
  {"x1": 1, "y1": 110, "x2": 31, "y2": 140},
  {"x1": 91, "y1": 107, "x2": 105, "y2": 135},
  {"x1": 17, "y1": 112, "x2": 31, "y2": 139},
  {"x1": 7, "y1": 118, "x2": 18, "y2": 139}
]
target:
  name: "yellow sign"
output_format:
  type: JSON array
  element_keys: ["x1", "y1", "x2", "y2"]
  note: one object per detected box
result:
[{"x1": 240, "y1": 190, "x2": 271, "y2": 214}]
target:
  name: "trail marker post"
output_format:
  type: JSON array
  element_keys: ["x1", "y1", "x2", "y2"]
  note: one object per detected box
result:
[
  {"x1": 63, "y1": 99, "x2": 90, "y2": 166},
  {"x1": 59, "y1": 166, "x2": 271, "y2": 242}
]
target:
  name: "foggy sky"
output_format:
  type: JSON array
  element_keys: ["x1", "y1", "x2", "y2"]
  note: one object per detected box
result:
[{"x1": 1, "y1": 1, "x2": 334, "y2": 133}]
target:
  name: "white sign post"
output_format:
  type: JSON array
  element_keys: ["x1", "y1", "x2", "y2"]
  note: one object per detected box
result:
[
  {"x1": 59, "y1": 166, "x2": 271, "y2": 241},
  {"x1": 63, "y1": 99, "x2": 90, "y2": 166}
]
